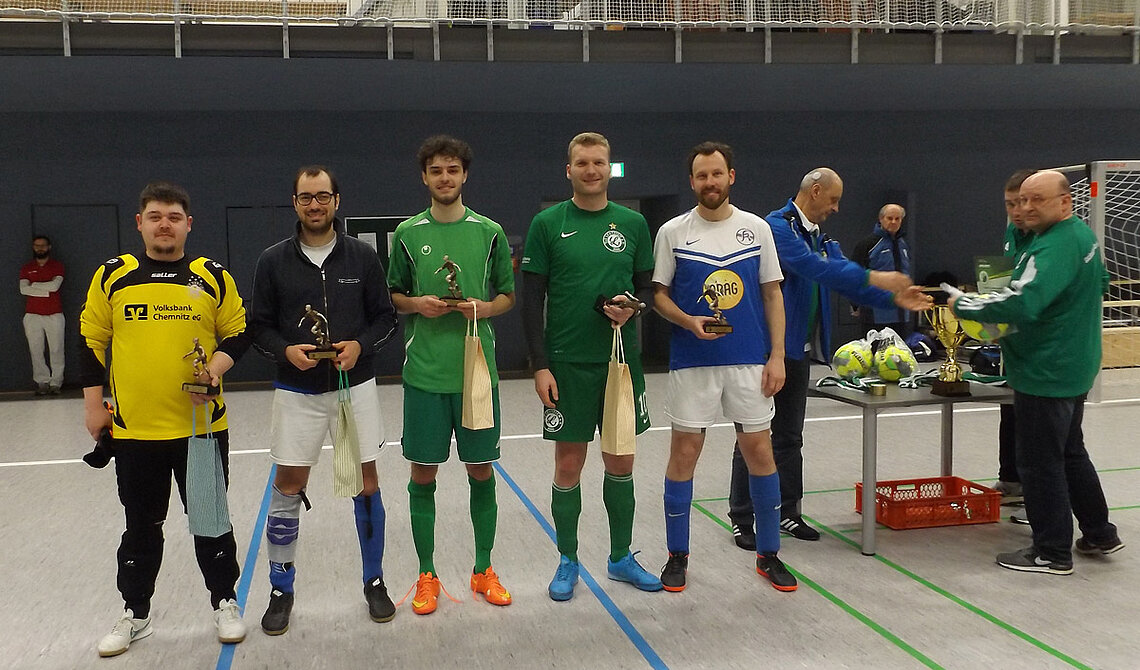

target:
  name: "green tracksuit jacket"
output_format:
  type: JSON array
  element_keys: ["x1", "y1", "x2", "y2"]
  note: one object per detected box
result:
[{"x1": 954, "y1": 215, "x2": 1109, "y2": 398}]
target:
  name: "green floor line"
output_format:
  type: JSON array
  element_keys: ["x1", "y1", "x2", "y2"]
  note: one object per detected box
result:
[
  {"x1": 803, "y1": 514, "x2": 1092, "y2": 670},
  {"x1": 690, "y1": 502, "x2": 943, "y2": 670}
]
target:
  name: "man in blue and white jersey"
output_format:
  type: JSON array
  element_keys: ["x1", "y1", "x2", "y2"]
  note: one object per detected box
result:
[{"x1": 652, "y1": 141, "x2": 795, "y2": 593}]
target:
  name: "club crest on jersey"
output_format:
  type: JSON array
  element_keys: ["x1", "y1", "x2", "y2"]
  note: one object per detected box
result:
[
  {"x1": 602, "y1": 223, "x2": 627, "y2": 253},
  {"x1": 543, "y1": 408, "x2": 565, "y2": 432},
  {"x1": 421, "y1": 245, "x2": 432, "y2": 255},
  {"x1": 186, "y1": 275, "x2": 205, "y2": 295},
  {"x1": 703, "y1": 269, "x2": 745, "y2": 310},
  {"x1": 736, "y1": 228, "x2": 755, "y2": 245}
]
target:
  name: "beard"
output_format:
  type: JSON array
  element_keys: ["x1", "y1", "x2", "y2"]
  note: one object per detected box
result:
[
  {"x1": 301, "y1": 214, "x2": 335, "y2": 236},
  {"x1": 698, "y1": 186, "x2": 730, "y2": 211},
  {"x1": 33, "y1": 251, "x2": 49, "y2": 259},
  {"x1": 431, "y1": 186, "x2": 462, "y2": 207}
]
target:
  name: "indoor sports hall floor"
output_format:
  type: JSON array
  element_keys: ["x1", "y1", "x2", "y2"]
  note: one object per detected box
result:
[{"x1": 4, "y1": 368, "x2": 1139, "y2": 670}]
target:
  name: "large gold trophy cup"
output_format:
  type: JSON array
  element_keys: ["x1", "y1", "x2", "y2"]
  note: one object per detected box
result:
[{"x1": 925, "y1": 305, "x2": 971, "y2": 397}]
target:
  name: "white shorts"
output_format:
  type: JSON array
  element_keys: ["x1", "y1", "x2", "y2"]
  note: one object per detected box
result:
[
  {"x1": 664, "y1": 364, "x2": 775, "y2": 432},
  {"x1": 269, "y1": 380, "x2": 385, "y2": 467}
]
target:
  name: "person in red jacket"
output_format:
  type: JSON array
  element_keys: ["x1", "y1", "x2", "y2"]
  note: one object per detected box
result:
[{"x1": 19, "y1": 235, "x2": 65, "y2": 394}]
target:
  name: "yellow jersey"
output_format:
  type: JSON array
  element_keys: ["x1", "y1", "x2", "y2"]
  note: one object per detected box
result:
[{"x1": 80, "y1": 254, "x2": 247, "y2": 440}]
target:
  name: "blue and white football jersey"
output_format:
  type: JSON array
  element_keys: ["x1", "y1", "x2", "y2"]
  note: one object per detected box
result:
[{"x1": 653, "y1": 206, "x2": 783, "y2": 370}]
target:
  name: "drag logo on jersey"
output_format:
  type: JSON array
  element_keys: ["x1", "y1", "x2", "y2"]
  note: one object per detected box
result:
[
  {"x1": 543, "y1": 408, "x2": 565, "y2": 432},
  {"x1": 602, "y1": 223, "x2": 626, "y2": 253},
  {"x1": 736, "y1": 228, "x2": 755, "y2": 245},
  {"x1": 421, "y1": 244, "x2": 432, "y2": 255},
  {"x1": 702, "y1": 269, "x2": 744, "y2": 310}
]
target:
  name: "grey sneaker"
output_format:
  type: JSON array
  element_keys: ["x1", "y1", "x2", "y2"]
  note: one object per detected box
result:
[
  {"x1": 97, "y1": 610, "x2": 153, "y2": 657},
  {"x1": 993, "y1": 480, "x2": 1023, "y2": 503},
  {"x1": 995, "y1": 546, "x2": 1073, "y2": 575},
  {"x1": 1075, "y1": 535, "x2": 1125, "y2": 555},
  {"x1": 214, "y1": 599, "x2": 247, "y2": 644}
]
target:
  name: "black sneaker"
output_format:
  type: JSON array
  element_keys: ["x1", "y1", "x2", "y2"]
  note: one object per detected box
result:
[
  {"x1": 756, "y1": 553, "x2": 798, "y2": 592},
  {"x1": 365, "y1": 577, "x2": 396, "y2": 623},
  {"x1": 780, "y1": 515, "x2": 821, "y2": 541},
  {"x1": 731, "y1": 522, "x2": 756, "y2": 551},
  {"x1": 660, "y1": 552, "x2": 688, "y2": 592},
  {"x1": 1075, "y1": 535, "x2": 1125, "y2": 556},
  {"x1": 261, "y1": 590, "x2": 294, "y2": 635},
  {"x1": 995, "y1": 546, "x2": 1073, "y2": 575}
]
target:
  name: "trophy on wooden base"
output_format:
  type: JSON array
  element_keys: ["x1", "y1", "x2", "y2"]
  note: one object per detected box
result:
[
  {"x1": 926, "y1": 305, "x2": 971, "y2": 397},
  {"x1": 698, "y1": 285, "x2": 733, "y2": 334},
  {"x1": 182, "y1": 337, "x2": 219, "y2": 396},
  {"x1": 435, "y1": 255, "x2": 465, "y2": 306},
  {"x1": 299, "y1": 304, "x2": 338, "y2": 360}
]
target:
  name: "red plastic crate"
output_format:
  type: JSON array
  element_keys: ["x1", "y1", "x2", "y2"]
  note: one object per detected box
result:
[{"x1": 854, "y1": 476, "x2": 1001, "y2": 530}]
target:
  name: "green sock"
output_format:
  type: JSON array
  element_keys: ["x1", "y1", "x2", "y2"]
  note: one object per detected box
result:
[
  {"x1": 469, "y1": 474, "x2": 497, "y2": 574},
  {"x1": 603, "y1": 472, "x2": 635, "y2": 563},
  {"x1": 407, "y1": 479, "x2": 437, "y2": 575},
  {"x1": 551, "y1": 482, "x2": 582, "y2": 562}
]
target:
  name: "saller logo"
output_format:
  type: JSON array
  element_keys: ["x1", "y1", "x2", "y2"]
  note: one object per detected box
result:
[{"x1": 124, "y1": 304, "x2": 148, "y2": 320}]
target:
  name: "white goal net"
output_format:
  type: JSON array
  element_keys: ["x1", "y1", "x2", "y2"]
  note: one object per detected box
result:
[{"x1": 1054, "y1": 161, "x2": 1140, "y2": 398}]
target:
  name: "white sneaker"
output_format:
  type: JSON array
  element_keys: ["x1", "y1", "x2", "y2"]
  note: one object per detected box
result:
[
  {"x1": 97, "y1": 609, "x2": 152, "y2": 657},
  {"x1": 214, "y1": 599, "x2": 247, "y2": 644}
]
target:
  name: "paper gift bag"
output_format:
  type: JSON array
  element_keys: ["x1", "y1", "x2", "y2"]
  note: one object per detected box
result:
[
  {"x1": 186, "y1": 406, "x2": 232, "y2": 538},
  {"x1": 601, "y1": 327, "x2": 636, "y2": 456},
  {"x1": 462, "y1": 302, "x2": 495, "y2": 430},
  {"x1": 333, "y1": 369, "x2": 364, "y2": 498}
]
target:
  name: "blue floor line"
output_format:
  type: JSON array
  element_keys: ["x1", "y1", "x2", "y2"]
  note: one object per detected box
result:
[
  {"x1": 216, "y1": 464, "x2": 276, "y2": 670},
  {"x1": 492, "y1": 462, "x2": 668, "y2": 670}
]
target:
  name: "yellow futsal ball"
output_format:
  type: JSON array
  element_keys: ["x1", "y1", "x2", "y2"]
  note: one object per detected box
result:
[
  {"x1": 832, "y1": 340, "x2": 873, "y2": 380},
  {"x1": 875, "y1": 344, "x2": 918, "y2": 382},
  {"x1": 961, "y1": 319, "x2": 1011, "y2": 342}
]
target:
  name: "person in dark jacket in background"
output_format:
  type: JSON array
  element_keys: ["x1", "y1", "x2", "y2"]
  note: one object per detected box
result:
[
  {"x1": 851, "y1": 203, "x2": 912, "y2": 336},
  {"x1": 249, "y1": 165, "x2": 398, "y2": 635}
]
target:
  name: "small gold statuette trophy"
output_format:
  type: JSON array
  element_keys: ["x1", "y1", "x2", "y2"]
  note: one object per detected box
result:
[
  {"x1": 182, "y1": 337, "x2": 219, "y2": 396},
  {"x1": 699, "y1": 285, "x2": 733, "y2": 334},
  {"x1": 299, "y1": 304, "x2": 338, "y2": 360},
  {"x1": 435, "y1": 255, "x2": 465, "y2": 306},
  {"x1": 925, "y1": 304, "x2": 971, "y2": 397}
]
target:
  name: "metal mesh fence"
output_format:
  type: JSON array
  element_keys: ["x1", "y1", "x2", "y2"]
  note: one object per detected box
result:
[{"x1": 2, "y1": 0, "x2": 1136, "y2": 27}]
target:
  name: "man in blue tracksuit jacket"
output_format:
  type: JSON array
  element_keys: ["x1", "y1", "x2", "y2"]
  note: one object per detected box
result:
[
  {"x1": 851, "y1": 204, "x2": 912, "y2": 335},
  {"x1": 727, "y1": 168, "x2": 932, "y2": 547}
]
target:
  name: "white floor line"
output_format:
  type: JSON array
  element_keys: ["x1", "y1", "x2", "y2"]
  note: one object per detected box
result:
[{"x1": 4, "y1": 396, "x2": 1137, "y2": 470}]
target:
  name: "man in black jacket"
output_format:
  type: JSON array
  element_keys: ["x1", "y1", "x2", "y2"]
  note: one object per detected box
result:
[{"x1": 249, "y1": 165, "x2": 398, "y2": 635}]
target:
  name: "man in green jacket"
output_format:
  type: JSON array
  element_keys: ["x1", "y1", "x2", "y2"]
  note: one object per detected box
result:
[{"x1": 952, "y1": 170, "x2": 1123, "y2": 575}]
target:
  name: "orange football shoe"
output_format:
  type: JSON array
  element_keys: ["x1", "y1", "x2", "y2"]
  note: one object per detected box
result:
[
  {"x1": 470, "y1": 567, "x2": 512, "y2": 606},
  {"x1": 411, "y1": 572, "x2": 441, "y2": 615}
]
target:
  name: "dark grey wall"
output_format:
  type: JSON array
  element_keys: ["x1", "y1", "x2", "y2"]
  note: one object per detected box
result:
[{"x1": 3, "y1": 56, "x2": 1138, "y2": 390}]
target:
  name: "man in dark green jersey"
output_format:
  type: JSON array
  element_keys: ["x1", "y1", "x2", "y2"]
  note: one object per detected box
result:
[
  {"x1": 388, "y1": 135, "x2": 516, "y2": 615},
  {"x1": 521, "y1": 132, "x2": 662, "y2": 601}
]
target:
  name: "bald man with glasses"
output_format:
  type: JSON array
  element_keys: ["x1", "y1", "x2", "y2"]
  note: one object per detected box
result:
[{"x1": 952, "y1": 170, "x2": 1123, "y2": 575}]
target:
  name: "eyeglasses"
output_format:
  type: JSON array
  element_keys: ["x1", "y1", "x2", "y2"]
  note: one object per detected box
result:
[
  {"x1": 1018, "y1": 193, "x2": 1067, "y2": 207},
  {"x1": 295, "y1": 192, "x2": 335, "y2": 206}
]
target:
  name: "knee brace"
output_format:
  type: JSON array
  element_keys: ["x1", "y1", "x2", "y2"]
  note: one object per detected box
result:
[{"x1": 266, "y1": 486, "x2": 303, "y2": 565}]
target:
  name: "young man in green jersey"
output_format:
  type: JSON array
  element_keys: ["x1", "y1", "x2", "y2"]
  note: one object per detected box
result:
[
  {"x1": 952, "y1": 170, "x2": 1123, "y2": 575},
  {"x1": 521, "y1": 132, "x2": 662, "y2": 601},
  {"x1": 388, "y1": 135, "x2": 516, "y2": 614}
]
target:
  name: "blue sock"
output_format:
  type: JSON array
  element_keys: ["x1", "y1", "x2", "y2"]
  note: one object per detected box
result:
[
  {"x1": 269, "y1": 561, "x2": 295, "y2": 593},
  {"x1": 663, "y1": 477, "x2": 693, "y2": 554},
  {"x1": 750, "y1": 472, "x2": 781, "y2": 554},
  {"x1": 353, "y1": 490, "x2": 386, "y2": 584}
]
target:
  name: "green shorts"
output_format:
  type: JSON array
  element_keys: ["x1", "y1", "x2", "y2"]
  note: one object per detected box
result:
[
  {"x1": 542, "y1": 359, "x2": 650, "y2": 442},
  {"x1": 401, "y1": 383, "x2": 501, "y2": 464}
]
